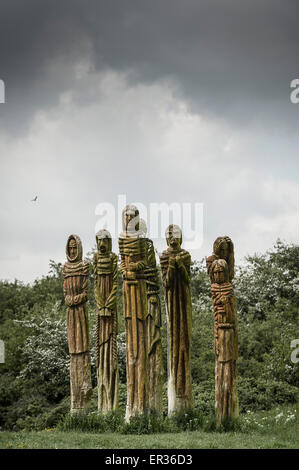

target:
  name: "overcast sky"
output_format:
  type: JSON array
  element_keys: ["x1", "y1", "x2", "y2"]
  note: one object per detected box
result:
[{"x1": 0, "y1": 0, "x2": 299, "y2": 283}]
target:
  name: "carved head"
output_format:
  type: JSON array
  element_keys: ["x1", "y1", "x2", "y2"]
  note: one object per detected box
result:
[
  {"x1": 165, "y1": 224, "x2": 182, "y2": 250},
  {"x1": 139, "y1": 218, "x2": 147, "y2": 237},
  {"x1": 211, "y1": 259, "x2": 229, "y2": 284},
  {"x1": 96, "y1": 229, "x2": 112, "y2": 254},
  {"x1": 122, "y1": 204, "x2": 140, "y2": 234},
  {"x1": 213, "y1": 236, "x2": 234, "y2": 280},
  {"x1": 66, "y1": 234, "x2": 83, "y2": 263}
]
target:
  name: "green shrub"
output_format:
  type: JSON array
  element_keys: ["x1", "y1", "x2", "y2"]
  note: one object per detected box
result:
[{"x1": 238, "y1": 377, "x2": 299, "y2": 412}]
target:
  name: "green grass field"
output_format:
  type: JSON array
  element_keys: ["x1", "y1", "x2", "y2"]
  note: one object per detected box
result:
[{"x1": 0, "y1": 404, "x2": 298, "y2": 449}]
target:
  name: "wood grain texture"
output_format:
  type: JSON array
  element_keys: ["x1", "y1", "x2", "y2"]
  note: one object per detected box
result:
[
  {"x1": 94, "y1": 229, "x2": 119, "y2": 414},
  {"x1": 141, "y1": 222, "x2": 164, "y2": 414},
  {"x1": 160, "y1": 225, "x2": 193, "y2": 415},
  {"x1": 119, "y1": 205, "x2": 149, "y2": 421},
  {"x1": 62, "y1": 234, "x2": 92, "y2": 413},
  {"x1": 207, "y1": 240, "x2": 239, "y2": 427}
]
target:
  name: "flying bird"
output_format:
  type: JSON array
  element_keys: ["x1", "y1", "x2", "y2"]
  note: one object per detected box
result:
[{"x1": 31, "y1": 196, "x2": 38, "y2": 202}]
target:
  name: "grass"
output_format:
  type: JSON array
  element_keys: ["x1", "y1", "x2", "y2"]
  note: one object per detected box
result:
[{"x1": 0, "y1": 403, "x2": 298, "y2": 449}]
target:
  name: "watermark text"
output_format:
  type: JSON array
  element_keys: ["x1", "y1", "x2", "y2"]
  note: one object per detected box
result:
[{"x1": 0, "y1": 79, "x2": 5, "y2": 103}]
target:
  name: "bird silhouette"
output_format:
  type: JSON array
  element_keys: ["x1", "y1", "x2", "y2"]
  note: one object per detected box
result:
[{"x1": 31, "y1": 196, "x2": 38, "y2": 202}]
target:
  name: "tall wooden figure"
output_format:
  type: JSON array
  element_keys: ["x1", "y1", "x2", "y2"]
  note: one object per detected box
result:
[
  {"x1": 94, "y1": 229, "x2": 119, "y2": 413},
  {"x1": 118, "y1": 205, "x2": 149, "y2": 421},
  {"x1": 207, "y1": 237, "x2": 238, "y2": 427},
  {"x1": 140, "y1": 219, "x2": 164, "y2": 414},
  {"x1": 160, "y1": 224, "x2": 193, "y2": 415},
  {"x1": 62, "y1": 234, "x2": 92, "y2": 413}
]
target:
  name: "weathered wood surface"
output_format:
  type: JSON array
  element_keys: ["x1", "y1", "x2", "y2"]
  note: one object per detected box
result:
[
  {"x1": 207, "y1": 239, "x2": 239, "y2": 427},
  {"x1": 160, "y1": 224, "x2": 193, "y2": 415},
  {"x1": 119, "y1": 205, "x2": 149, "y2": 421},
  {"x1": 62, "y1": 234, "x2": 92, "y2": 413},
  {"x1": 94, "y1": 229, "x2": 119, "y2": 413},
  {"x1": 140, "y1": 219, "x2": 164, "y2": 414}
]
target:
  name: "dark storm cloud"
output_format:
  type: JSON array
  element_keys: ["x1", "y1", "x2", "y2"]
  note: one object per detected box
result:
[{"x1": 0, "y1": 0, "x2": 298, "y2": 134}]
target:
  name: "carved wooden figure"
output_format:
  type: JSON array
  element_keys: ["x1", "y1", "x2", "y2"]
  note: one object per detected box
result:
[
  {"x1": 62, "y1": 234, "x2": 92, "y2": 413},
  {"x1": 206, "y1": 236, "x2": 235, "y2": 282},
  {"x1": 118, "y1": 205, "x2": 149, "y2": 421},
  {"x1": 139, "y1": 219, "x2": 164, "y2": 414},
  {"x1": 160, "y1": 224, "x2": 193, "y2": 415},
  {"x1": 94, "y1": 229, "x2": 119, "y2": 413},
  {"x1": 208, "y1": 251, "x2": 239, "y2": 427}
]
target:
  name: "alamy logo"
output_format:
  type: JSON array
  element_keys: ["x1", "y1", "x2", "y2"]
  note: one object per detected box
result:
[
  {"x1": 95, "y1": 194, "x2": 204, "y2": 249},
  {"x1": 0, "y1": 340, "x2": 4, "y2": 363},
  {"x1": 290, "y1": 339, "x2": 299, "y2": 364},
  {"x1": 290, "y1": 79, "x2": 299, "y2": 104},
  {"x1": 0, "y1": 79, "x2": 5, "y2": 103}
]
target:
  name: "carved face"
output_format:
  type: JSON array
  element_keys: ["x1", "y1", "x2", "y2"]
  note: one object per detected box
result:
[
  {"x1": 213, "y1": 264, "x2": 225, "y2": 284},
  {"x1": 166, "y1": 225, "x2": 182, "y2": 250},
  {"x1": 123, "y1": 205, "x2": 139, "y2": 233},
  {"x1": 97, "y1": 237, "x2": 110, "y2": 254},
  {"x1": 218, "y1": 240, "x2": 229, "y2": 259},
  {"x1": 68, "y1": 239, "x2": 77, "y2": 260}
]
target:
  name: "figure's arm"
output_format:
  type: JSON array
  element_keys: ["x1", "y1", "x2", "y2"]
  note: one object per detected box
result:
[
  {"x1": 129, "y1": 260, "x2": 146, "y2": 271},
  {"x1": 74, "y1": 275, "x2": 89, "y2": 305},
  {"x1": 93, "y1": 253, "x2": 97, "y2": 277},
  {"x1": 165, "y1": 257, "x2": 176, "y2": 288},
  {"x1": 176, "y1": 253, "x2": 191, "y2": 284},
  {"x1": 63, "y1": 279, "x2": 74, "y2": 307},
  {"x1": 105, "y1": 255, "x2": 118, "y2": 310},
  {"x1": 120, "y1": 254, "x2": 126, "y2": 277}
]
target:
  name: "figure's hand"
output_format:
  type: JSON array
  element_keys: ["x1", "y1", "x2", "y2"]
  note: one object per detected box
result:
[
  {"x1": 175, "y1": 255, "x2": 183, "y2": 267},
  {"x1": 128, "y1": 262, "x2": 137, "y2": 271},
  {"x1": 126, "y1": 271, "x2": 136, "y2": 280},
  {"x1": 65, "y1": 295, "x2": 73, "y2": 306},
  {"x1": 169, "y1": 256, "x2": 176, "y2": 268},
  {"x1": 74, "y1": 295, "x2": 79, "y2": 304},
  {"x1": 220, "y1": 295, "x2": 229, "y2": 304}
]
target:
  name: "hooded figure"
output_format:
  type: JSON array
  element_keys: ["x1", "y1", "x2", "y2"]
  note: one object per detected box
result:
[
  {"x1": 118, "y1": 205, "x2": 149, "y2": 421},
  {"x1": 206, "y1": 236, "x2": 235, "y2": 282},
  {"x1": 160, "y1": 224, "x2": 193, "y2": 415},
  {"x1": 62, "y1": 234, "x2": 92, "y2": 413},
  {"x1": 94, "y1": 229, "x2": 119, "y2": 413}
]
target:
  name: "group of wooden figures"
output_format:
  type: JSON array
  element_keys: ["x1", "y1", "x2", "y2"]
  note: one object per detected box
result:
[{"x1": 62, "y1": 204, "x2": 238, "y2": 427}]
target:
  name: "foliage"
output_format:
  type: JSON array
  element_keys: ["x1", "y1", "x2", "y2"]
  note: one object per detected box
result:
[
  {"x1": 0, "y1": 239, "x2": 298, "y2": 431},
  {"x1": 0, "y1": 403, "x2": 298, "y2": 448}
]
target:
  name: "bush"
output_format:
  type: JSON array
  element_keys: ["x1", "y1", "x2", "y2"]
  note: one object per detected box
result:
[{"x1": 238, "y1": 377, "x2": 299, "y2": 412}]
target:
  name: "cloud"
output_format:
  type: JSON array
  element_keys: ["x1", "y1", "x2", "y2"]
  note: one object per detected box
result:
[
  {"x1": 242, "y1": 178, "x2": 299, "y2": 256},
  {"x1": 1, "y1": 0, "x2": 299, "y2": 135},
  {"x1": 1, "y1": 67, "x2": 298, "y2": 282}
]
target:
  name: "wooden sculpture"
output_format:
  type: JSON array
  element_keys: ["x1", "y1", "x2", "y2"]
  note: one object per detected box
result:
[
  {"x1": 160, "y1": 224, "x2": 193, "y2": 415},
  {"x1": 62, "y1": 234, "x2": 92, "y2": 413},
  {"x1": 206, "y1": 236, "x2": 235, "y2": 282},
  {"x1": 207, "y1": 238, "x2": 239, "y2": 427},
  {"x1": 139, "y1": 219, "x2": 164, "y2": 414},
  {"x1": 94, "y1": 229, "x2": 119, "y2": 413},
  {"x1": 118, "y1": 205, "x2": 149, "y2": 421}
]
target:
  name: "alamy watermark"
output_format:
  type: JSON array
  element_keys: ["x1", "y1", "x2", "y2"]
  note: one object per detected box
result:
[
  {"x1": 0, "y1": 79, "x2": 5, "y2": 103},
  {"x1": 290, "y1": 339, "x2": 299, "y2": 364},
  {"x1": 0, "y1": 340, "x2": 4, "y2": 363},
  {"x1": 95, "y1": 194, "x2": 204, "y2": 249},
  {"x1": 290, "y1": 79, "x2": 299, "y2": 104}
]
